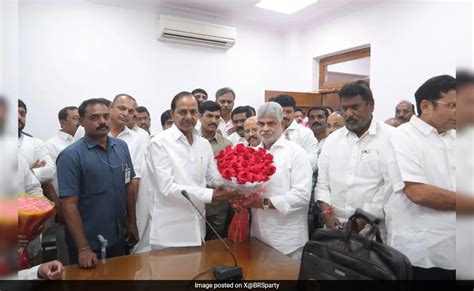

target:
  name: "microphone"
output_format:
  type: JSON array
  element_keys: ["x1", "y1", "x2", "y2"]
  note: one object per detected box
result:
[{"x1": 181, "y1": 190, "x2": 243, "y2": 280}]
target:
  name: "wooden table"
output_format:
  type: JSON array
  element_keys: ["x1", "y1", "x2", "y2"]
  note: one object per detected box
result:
[{"x1": 63, "y1": 238, "x2": 300, "y2": 280}]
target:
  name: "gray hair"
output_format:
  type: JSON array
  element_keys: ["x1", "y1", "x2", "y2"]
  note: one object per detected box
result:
[{"x1": 257, "y1": 102, "x2": 283, "y2": 121}]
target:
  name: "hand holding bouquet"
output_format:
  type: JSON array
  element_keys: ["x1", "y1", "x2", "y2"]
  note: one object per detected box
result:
[{"x1": 215, "y1": 144, "x2": 276, "y2": 242}]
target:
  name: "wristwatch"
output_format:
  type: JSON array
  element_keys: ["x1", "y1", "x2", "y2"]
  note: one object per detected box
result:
[{"x1": 263, "y1": 198, "x2": 270, "y2": 210}]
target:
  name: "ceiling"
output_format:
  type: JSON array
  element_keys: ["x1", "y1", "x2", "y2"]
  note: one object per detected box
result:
[{"x1": 89, "y1": 0, "x2": 381, "y2": 29}]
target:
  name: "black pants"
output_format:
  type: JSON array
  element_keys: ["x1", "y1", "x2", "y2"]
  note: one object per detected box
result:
[
  {"x1": 412, "y1": 266, "x2": 455, "y2": 280},
  {"x1": 67, "y1": 240, "x2": 125, "y2": 265}
]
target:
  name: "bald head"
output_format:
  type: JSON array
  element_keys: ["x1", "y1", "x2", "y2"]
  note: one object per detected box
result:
[
  {"x1": 111, "y1": 94, "x2": 137, "y2": 127},
  {"x1": 244, "y1": 116, "x2": 261, "y2": 147},
  {"x1": 327, "y1": 111, "x2": 345, "y2": 135},
  {"x1": 395, "y1": 100, "x2": 415, "y2": 124}
]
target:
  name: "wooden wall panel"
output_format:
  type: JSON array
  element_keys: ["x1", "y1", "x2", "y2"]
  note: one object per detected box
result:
[{"x1": 264, "y1": 90, "x2": 322, "y2": 114}]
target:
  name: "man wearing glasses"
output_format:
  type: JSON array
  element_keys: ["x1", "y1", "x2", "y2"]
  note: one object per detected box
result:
[{"x1": 386, "y1": 75, "x2": 456, "y2": 280}]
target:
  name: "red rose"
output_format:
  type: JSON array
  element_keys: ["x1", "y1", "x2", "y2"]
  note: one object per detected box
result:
[
  {"x1": 237, "y1": 172, "x2": 249, "y2": 184},
  {"x1": 247, "y1": 173, "x2": 255, "y2": 182},
  {"x1": 264, "y1": 153, "x2": 273, "y2": 161},
  {"x1": 215, "y1": 150, "x2": 225, "y2": 159},
  {"x1": 234, "y1": 144, "x2": 246, "y2": 154},
  {"x1": 265, "y1": 165, "x2": 276, "y2": 176},
  {"x1": 249, "y1": 165, "x2": 260, "y2": 174},
  {"x1": 222, "y1": 168, "x2": 237, "y2": 180}
]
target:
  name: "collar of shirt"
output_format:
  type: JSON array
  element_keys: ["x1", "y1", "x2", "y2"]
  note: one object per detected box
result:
[
  {"x1": 409, "y1": 115, "x2": 439, "y2": 136},
  {"x1": 113, "y1": 125, "x2": 133, "y2": 139},
  {"x1": 267, "y1": 134, "x2": 288, "y2": 151},
  {"x1": 170, "y1": 123, "x2": 200, "y2": 143},
  {"x1": 286, "y1": 119, "x2": 299, "y2": 132},
  {"x1": 58, "y1": 130, "x2": 74, "y2": 142},
  {"x1": 200, "y1": 130, "x2": 219, "y2": 143},
  {"x1": 83, "y1": 135, "x2": 117, "y2": 149},
  {"x1": 220, "y1": 117, "x2": 232, "y2": 126},
  {"x1": 342, "y1": 116, "x2": 377, "y2": 139}
]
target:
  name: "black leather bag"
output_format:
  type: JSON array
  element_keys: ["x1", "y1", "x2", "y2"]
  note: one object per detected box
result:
[{"x1": 299, "y1": 208, "x2": 412, "y2": 280}]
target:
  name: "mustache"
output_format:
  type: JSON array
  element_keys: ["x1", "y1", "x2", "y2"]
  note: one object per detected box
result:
[
  {"x1": 236, "y1": 126, "x2": 244, "y2": 131},
  {"x1": 311, "y1": 121, "x2": 322, "y2": 127},
  {"x1": 248, "y1": 135, "x2": 258, "y2": 141},
  {"x1": 208, "y1": 123, "x2": 218, "y2": 128},
  {"x1": 346, "y1": 117, "x2": 358, "y2": 123},
  {"x1": 96, "y1": 125, "x2": 109, "y2": 130}
]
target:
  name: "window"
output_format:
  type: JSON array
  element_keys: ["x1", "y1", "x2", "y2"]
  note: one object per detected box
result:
[{"x1": 319, "y1": 47, "x2": 370, "y2": 90}]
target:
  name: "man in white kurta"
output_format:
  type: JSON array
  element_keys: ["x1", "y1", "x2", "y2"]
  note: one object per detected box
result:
[
  {"x1": 18, "y1": 100, "x2": 56, "y2": 184},
  {"x1": 315, "y1": 81, "x2": 401, "y2": 236},
  {"x1": 46, "y1": 106, "x2": 80, "y2": 192},
  {"x1": 386, "y1": 75, "x2": 456, "y2": 280},
  {"x1": 269, "y1": 95, "x2": 318, "y2": 171},
  {"x1": 146, "y1": 92, "x2": 241, "y2": 249},
  {"x1": 45, "y1": 106, "x2": 80, "y2": 264},
  {"x1": 227, "y1": 106, "x2": 254, "y2": 146},
  {"x1": 248, "y1": 102, "x2": 312, "y2": 262}
]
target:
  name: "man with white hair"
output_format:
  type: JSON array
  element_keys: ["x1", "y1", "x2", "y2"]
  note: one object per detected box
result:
[{"x1": 247, "y1": 102, "x2": 312, "y2": 262}]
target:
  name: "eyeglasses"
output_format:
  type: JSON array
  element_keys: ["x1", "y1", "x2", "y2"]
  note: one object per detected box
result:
[{"x1": 433, "y1": 100, "x2": 456, "y2": 109}]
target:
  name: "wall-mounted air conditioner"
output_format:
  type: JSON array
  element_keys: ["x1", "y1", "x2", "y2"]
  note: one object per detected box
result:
[{"x1": 157, "y1": 15, "x2": 236, "y2": 49}]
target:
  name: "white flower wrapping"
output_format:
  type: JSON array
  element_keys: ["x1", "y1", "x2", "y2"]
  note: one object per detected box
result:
[{"x1": 219, "y1": 178, "x2": 268, "y2": 197}]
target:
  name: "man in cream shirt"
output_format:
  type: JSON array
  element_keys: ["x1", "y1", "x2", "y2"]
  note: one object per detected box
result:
[
  {"x1": 146, "y1": 92, "x2": 241, "y2": 249},
  {"x1": 315, "y1": 81, "x2": 401, "y2": 236},
  {"x1": 247, "y1": 102, "x2": 312, "y2": 262},
  {"x1": 386, "y1": 75, "x2": 456, "y2": 280}
]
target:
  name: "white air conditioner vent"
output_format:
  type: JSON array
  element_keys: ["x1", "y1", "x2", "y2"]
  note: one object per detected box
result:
[{"x1": 157, "y1": 15, "x2": 236, "y2": 49}]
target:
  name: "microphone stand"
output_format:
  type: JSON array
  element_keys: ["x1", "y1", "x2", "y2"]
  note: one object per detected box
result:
[{"x1": 181, "y1": 190, "x2": 243, "y2": 280}]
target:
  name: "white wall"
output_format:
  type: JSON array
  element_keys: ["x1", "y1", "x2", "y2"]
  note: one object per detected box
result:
[
  {"x1": 2, "y1": 0, "x2": 20, "y2": 136},
  {"x1": 281, "y1": 1, "x2": 471, "y2": 120},
  {"x1": 19, "y1": 1, "x2": 472, "y2": 140},
  {"x1": 19, "y1": 1, "x2": 286, "y2": 140}
]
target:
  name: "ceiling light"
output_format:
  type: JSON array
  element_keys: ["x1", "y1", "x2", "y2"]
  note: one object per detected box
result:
[{"x1": 255, "y1": 0, "x2": 318, "y2": 14}]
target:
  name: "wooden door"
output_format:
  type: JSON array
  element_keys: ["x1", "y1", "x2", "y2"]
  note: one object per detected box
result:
[{"x1": 264, "y1": 90, "x2": 322, "y2": 114}]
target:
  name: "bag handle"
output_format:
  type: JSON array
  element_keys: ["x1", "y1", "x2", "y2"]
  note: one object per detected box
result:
[
  {"x1": 343, "y1": 209, "x2": 383, "y2": 248},
  {"x1": 349, "y1": 208, "x2": 381, "y2": 226}
]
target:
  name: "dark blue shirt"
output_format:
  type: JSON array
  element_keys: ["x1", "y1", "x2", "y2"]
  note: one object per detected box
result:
[{"x1": 57, "y1": 136, "x2": 135, "y2": 251}]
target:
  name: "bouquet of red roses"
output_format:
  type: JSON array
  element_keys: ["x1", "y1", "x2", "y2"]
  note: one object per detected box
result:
[
  {"x1": 215, "y1": 144, "x2": 276, "y2": 242},
  {"x1": 18, "y1": 194, "x2": 55, "y2": 270}
]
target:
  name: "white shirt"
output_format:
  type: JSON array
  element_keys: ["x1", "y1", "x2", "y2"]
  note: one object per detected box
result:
[
  {"x1": 316, "y1": 137, "x2": 326, "y2": 156},
  {"x1": 132, "y1": 125, "x2": 151, "y2": 145},
  {"x1": 227, "y1": 132, "x2": 247, "y2": 146},
  {"x1": 456, "y1": 127, "x2": 474, "y2": 279},
  {"x1": 147, "y1": 124, "x2": 221, "y2": 247},
  {"x1": 218, "y1": 118, "x2": 233, "y2": 137},
  {"x1": 315, "y1": 118, "x2": 401, "y2": 222},
  {"x1": 284, "y1": 120, "x2": 319, "y2": 171},
  {"x1": 72, "y1": 125, "x2": 84, "y2": 143},
  {"x1": 74, "y1": 126, "x2": 145, "y2": 178},
  {"x1": 386, "y1": 116, "x2": 455, "y2": 269},
  {"x1": 16, "y1": 265, "x2": 41, "y2": 280},
  {"x1": 18, "y1": 133, "x2": 56, "y2": 184},
  {"x1": 46, "y1": 130, "x2": 74, "y2": 193},
  {"x1": 18, "y1": 155, "x2": 43, "y2": 195},
  {"x1": 251, "y1": 135, "x2": 312, "y2": 255}
]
